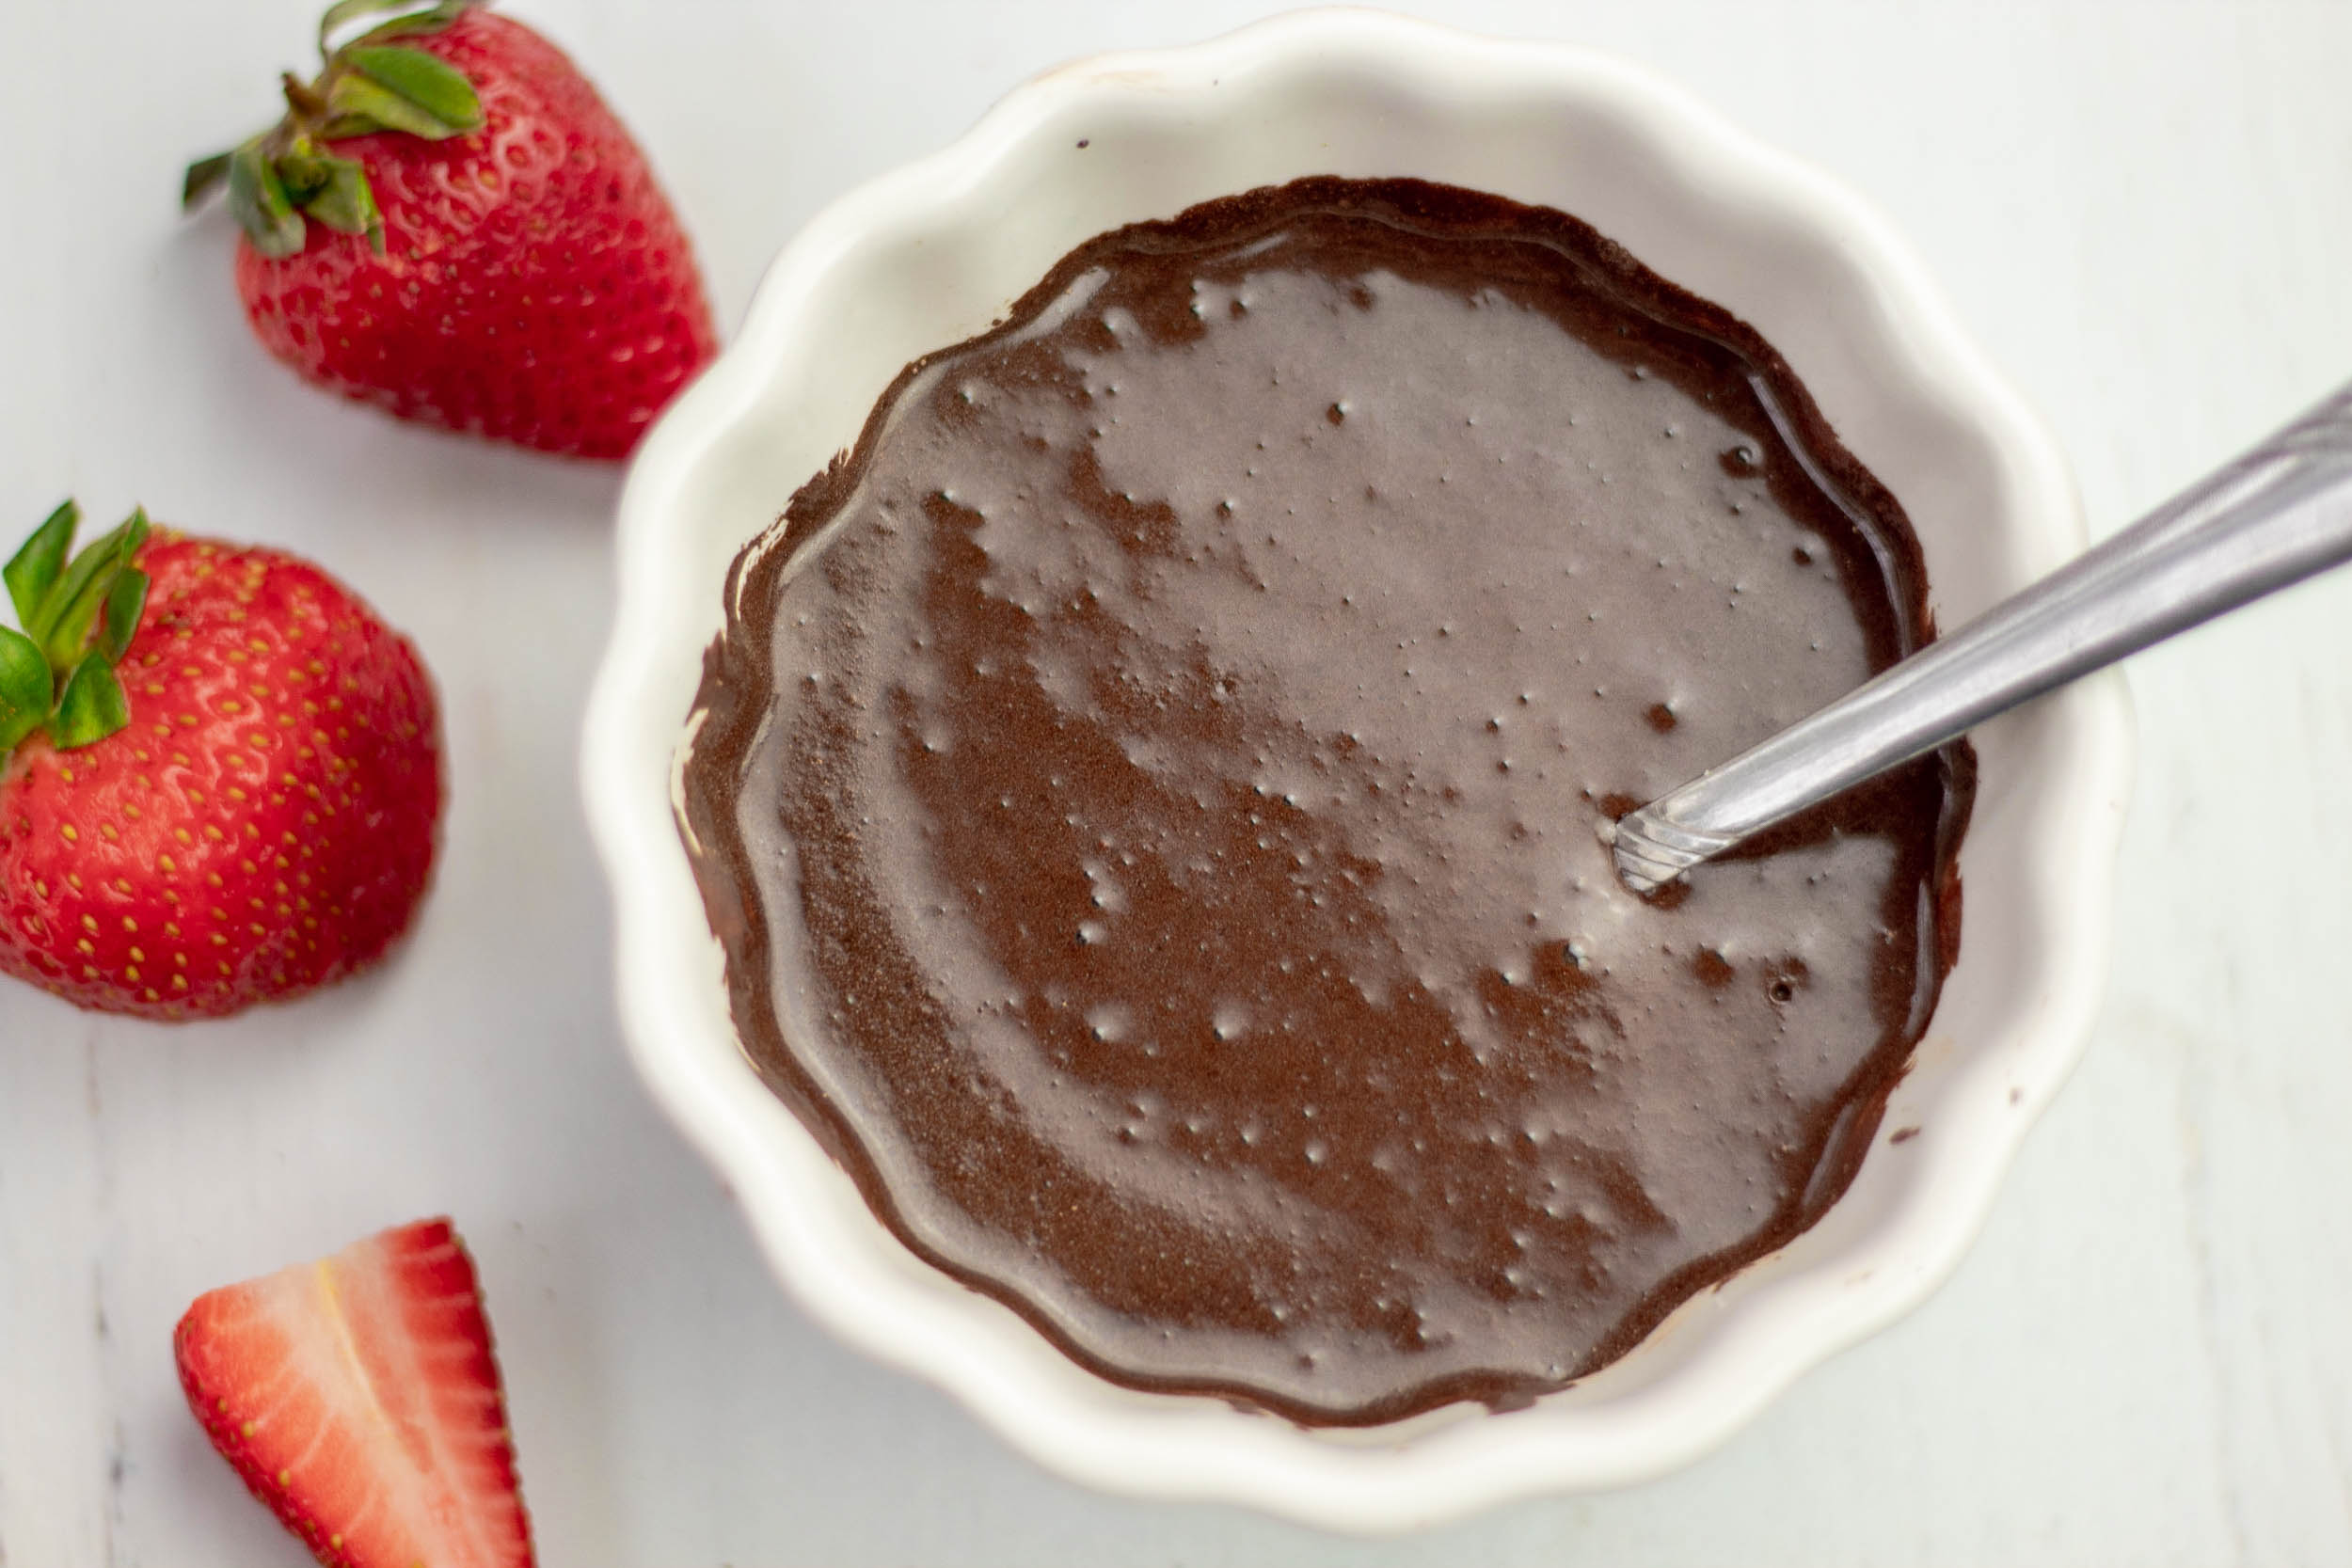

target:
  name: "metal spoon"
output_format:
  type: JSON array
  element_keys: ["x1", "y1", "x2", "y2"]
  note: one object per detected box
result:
[{"x1": 1606, "y1": 379, "x2": 2352, "y2": 893}]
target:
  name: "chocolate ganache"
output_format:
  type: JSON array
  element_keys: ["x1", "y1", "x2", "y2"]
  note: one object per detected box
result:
[{"x1": 682, "y1": 177, "x2": 1972, "y2": 1425}]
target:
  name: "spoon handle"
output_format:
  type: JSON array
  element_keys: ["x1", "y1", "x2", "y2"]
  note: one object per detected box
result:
[{"x1": 1609, "y1": 379, "x2": 2352, "y2": 892}]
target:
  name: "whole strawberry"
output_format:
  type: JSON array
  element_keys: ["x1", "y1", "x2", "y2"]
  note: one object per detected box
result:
[
  {"x1": 184, "y1": 0, "x2": 717, "y2": 460},
  {"x1": 0, "y1": 502, "x2": 442, "y2": 1021}
]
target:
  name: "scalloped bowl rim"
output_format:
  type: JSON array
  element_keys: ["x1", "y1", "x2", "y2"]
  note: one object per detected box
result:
[{"x1": 582, "y1": 8, "x2": 2132, "y2": 1532}]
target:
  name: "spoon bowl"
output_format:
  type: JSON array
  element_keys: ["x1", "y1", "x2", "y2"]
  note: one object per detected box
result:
[{"x1": 1612, "y1": 380, "x2": 2352, "y2": 891}]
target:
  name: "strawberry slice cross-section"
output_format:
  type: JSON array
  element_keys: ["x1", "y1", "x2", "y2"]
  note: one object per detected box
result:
[{"x1": 174, "y1": 1217, "x2": 535, "y2": 1568}]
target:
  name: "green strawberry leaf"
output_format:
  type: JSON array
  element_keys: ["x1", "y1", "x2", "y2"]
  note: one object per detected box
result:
[
  {"x1": 345, "y1": 45, "x2": 482, "y2": 132},
  {"x1": 325, "y1": 71, "x2": 456, "y2": 140},
  {"x1": 183, "y1": 151, "x2": 234, "y2": 211},
  {"x1": 321, "y1": 0, "x2": 428, "y2": 54},
  {"x1": 326, "y1": 52, "x2": 477, "y2": 140},
  {"x1": 276, "y1": 146, "x2": 339, "y2": 202},
  {"x1": 228, "y1": 141, "x2": 307, "y2": 258},
  {"x1": 349, "y1": 3, "x2": 472, "y2": 54},
  {"x1": 32, "y1": 508, "x2": 148, "y2": 670},
  {"x1": 321, "y1": 0, "x2": 468, "y2": 57},
  {"x1": 51, "y1": 654, "x2": 131, "y2": 752},
  {"x1": 0, "y1": 626, "x2": 49, "y2": 755},
  {"x1": 0, "y1": 504, "x2": 151, "y2": 763},
  {"x1": 5, "y1": 499, "x2": 77, "y2": 627},
  {"x1": 297, "y1": 154, "x2": 383, "y2": 248},
  {"x1": 99, "y1": 567, "x2": 150, "y2": 666},
  {"x1": 315, "y1": 113, "x2": 389, "y2": 139}
]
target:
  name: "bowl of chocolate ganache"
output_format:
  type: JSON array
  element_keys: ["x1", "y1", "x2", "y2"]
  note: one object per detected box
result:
[{"x1": 583, "y1": 8, "x2": 2132, "y2": 1529}]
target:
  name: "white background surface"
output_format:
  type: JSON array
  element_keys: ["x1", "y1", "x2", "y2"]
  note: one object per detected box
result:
[{"x1": 3, "y1": 1, "x2": 2348, "y2": 1563}]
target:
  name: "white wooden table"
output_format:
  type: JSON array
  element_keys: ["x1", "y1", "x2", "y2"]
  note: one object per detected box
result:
[{"x1": 5, "y1": 2, "x2": 2348, "y2": 1562}]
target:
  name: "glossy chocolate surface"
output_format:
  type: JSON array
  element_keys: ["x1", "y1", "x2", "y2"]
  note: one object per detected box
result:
[{"x1": 683, "y1": 178, "x2": 1971, "y2": 1424}]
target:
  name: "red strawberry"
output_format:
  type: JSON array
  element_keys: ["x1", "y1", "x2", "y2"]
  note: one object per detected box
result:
[
  {"x1": 184, "y1": 0, "x2": 717, "y2": 459},
  {"x1": 0, "y1": 502, "x2": 441, "y2": 1021},
  {"x1": 175, "y1": 1217, "x2": 535, "y2": 1568}
]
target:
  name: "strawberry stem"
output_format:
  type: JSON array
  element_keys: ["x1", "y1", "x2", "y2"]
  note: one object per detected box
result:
[
  {"x1": 182, "y1": 0, "x2": 485, "y2": 256},
  {"x1": 280, "y1": 71, "x2": 332, "y2": 135}
]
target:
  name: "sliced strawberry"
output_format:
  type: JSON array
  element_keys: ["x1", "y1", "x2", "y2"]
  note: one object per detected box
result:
[{"x1": 174, "y1": 1218, "x2": 534, "y2": 1568}]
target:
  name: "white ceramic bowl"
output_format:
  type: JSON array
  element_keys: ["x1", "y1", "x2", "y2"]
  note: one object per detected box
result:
[{"x1": 582, "y1": 8, "x2": 2132, "y2": 1531}]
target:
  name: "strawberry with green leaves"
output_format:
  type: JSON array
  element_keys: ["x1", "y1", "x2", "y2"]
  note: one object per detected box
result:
[
  {"x1": 185, "y1": 0, "x2": 718, "y2": 460},
  {"x1": 0, "y1": 502, "x2": 441, "y2": 1021}
]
